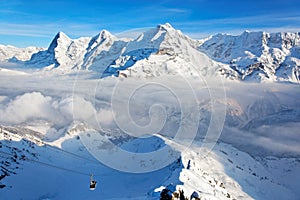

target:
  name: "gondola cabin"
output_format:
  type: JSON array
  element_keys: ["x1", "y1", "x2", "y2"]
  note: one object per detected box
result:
[{"x1": 90, "y1": 174, "x2": 97, "y2": 190}]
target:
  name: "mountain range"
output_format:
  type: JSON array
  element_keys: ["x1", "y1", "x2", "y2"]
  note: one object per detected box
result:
[{"x1": 0, "y1": 23, "x2": 299, "y2": 83}]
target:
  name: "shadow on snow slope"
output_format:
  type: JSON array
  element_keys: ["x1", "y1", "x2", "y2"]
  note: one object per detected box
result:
[{"x1": 0, "y1": 133, "x2": 183, "y2": 200}]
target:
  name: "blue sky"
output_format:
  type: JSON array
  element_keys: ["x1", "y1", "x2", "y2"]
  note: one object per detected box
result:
[{"x1": 1, "y1": 0, "x2": 300, "y2": 47}]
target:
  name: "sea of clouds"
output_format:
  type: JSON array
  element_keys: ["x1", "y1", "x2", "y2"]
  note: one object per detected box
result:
[{"x1": 0, "y1": 72, "x2": 299, "y2": 157}]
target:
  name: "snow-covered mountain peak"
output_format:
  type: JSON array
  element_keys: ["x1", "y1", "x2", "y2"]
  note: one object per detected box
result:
[
  {"x1": 100, "y1": 29, "x2": 113, "y2": 38},
  {"x1": 48, "y1": 31, "x2": 71, "y2": 53},
  {"x1": 156, "y1": 23, "x2": 192, "y2": 40},
  {"x1": 94, "y1": 30, "x2": 114, "y2": 41},
  {"x1": 157, "y1": 23, "x2": 175, "y2": 31},
  {"x1": 199, "y1": 30, "x2": 300, "y2": 82},
  {"x1": 0, "y1": 45, "x2": 43, "y2": 62},
  {"x1": 132, "y1": 23, "x2": 183, "y2": 44},
  {"x1": 51, "y1": 31, "x2": 71, "y2": 44},
  {"x1": 56, "y1": 31, "x2": 70, "y2": 39},
  {"x1": 130, "y1": 23, "x2": 194, "y2": 50},
  {"x1": 88, "y1": 30, "x2": 115, "y2": 50},
  {"x1": 27, "y1": 31, "x2": 91, "y2": 70},
  {"x1": 103, "y1": 23, "x2": 217, "y2": 78}
]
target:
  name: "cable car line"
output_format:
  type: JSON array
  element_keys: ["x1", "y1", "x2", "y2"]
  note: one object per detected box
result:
[
  {"x1": 0, "y1": 150, "x2": 119, "y2": 178},
  {"x1": 43, "y1": 144, "x2": 99, "y2": 164},
  {"x1": 0, "y1": 150, "x2": 90, "y2": 176},
  {"x1": 1, "y1": 130, "x2": 99, "y2": 164}
]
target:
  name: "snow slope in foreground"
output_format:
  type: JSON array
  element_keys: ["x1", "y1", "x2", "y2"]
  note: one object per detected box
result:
[{"x1": 0, "y1": 126, "x2": 299, "y2": 200}]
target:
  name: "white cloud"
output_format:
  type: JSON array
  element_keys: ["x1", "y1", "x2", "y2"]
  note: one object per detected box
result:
[
  {"x1": 0, "y1": 92, "x2": 56, "y2": 124},
  {"x1": 96, "y1": 108, "x2": 114, "y2": 126},
  {"x1": 0, "y1": 92, "x2": 98, "y2": 128},
  {"x1": 161, "y1": 8, "x2": 189, "y2": 13},
  {"x1": 72, "y1": 96, "x2": 96, "y2": 122}
]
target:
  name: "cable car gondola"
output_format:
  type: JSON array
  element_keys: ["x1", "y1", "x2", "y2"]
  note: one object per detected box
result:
[{"x1": 90, "y1": 174, "x2": 97, "y2": 190}]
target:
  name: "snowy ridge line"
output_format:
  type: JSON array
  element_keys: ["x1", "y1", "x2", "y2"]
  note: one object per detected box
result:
[
  {"x1": 169, "y1": 144, "x2": 299, "y2": 200},
  {"x1": 0, "y1": 125, "x2": 99, "y2": 164},
  {"x1": 155, "y1": 134, "x2": 238, "y2": 199},
  {"x1": 0, "y1": 127, "x2": 120, "y2": 177},
  {"x1": 0, "y1": 44, "x2": 44, "y2": 62},
  {"x1": 181, "y1": 167, "x2": 233, "y2": 198},
  {"x1": 0, "y1": 150, "x2": 89, "y2": 176},
  {"x1": 0, "y1": 146, "x2": 117, "y2": 178},
  {"x1": 0, "y1": 125, "x2": 44, "y2": 146}
]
